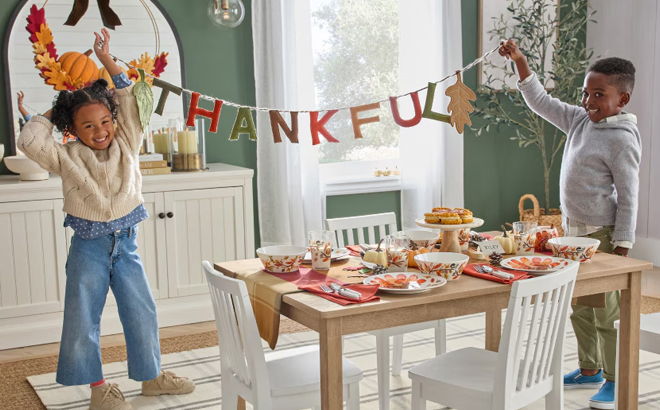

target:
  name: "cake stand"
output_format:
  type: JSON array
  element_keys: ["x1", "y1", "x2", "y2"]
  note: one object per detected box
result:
[{"x1": 414, "y1": 217, "x2": 484, "y2": 253}]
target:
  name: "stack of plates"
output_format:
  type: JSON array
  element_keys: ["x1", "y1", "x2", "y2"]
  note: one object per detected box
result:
[{"x1": 302, "y1": 248, "x2": 351, "y2": 263}]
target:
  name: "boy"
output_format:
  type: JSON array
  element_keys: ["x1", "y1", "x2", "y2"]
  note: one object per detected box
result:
[{"x1": 499, "y1": 39, "x2": 641, "y2": 410}]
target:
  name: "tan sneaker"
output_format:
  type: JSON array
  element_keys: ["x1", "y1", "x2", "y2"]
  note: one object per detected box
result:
[
  {"x1": 89, "y1": 383, "x2": 133, "y2": 410},
  {"x1": 141, "y1": 370, "x2": 195, "y2": 396}
]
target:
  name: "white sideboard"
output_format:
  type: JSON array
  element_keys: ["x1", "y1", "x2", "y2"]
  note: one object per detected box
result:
[{"x1": 0, "y1": 163, "x2": 254, "y2": 350}]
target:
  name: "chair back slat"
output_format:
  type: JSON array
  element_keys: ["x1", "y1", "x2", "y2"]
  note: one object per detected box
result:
[
  {"x1": 495, "y1": 263, "x2": 579, "y2": 404},
  {"x1": 326, "y1": 212, "x2": 398, "y2": 248},
  {"x1": 203, "y1": 261, "x2": 271, "y2": 397}
]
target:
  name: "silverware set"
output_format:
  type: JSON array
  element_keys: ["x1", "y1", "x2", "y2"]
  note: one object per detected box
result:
[
  {"x1": 319, "y1": 283, "x2": 362, "y2": 300},
  {"x1": 473, "y1": 264, "x2": 514, "y2": 280}
]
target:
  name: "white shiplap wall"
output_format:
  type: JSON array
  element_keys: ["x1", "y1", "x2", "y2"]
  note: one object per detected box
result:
[
  {"x1": 8, "y1": 0, "x2": 185, "y2": 147},
  {"x1": 587, "y1": 1, "x2": 660, "y2": 267}
]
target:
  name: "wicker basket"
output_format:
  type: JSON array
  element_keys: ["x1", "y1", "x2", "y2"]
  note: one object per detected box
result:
[{"x1": 518, "y1": 194, "x2": 564, "y2": 236}]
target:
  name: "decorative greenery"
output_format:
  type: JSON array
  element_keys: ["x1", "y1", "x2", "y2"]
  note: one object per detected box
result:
[{"x1": 472, "y1": 0, "x2": 594, "y2": 212}]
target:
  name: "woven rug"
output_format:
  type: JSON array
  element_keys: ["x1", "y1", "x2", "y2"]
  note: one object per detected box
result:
[{"x1": 27, "y1": 313, "x2": 660, "y2": 409}]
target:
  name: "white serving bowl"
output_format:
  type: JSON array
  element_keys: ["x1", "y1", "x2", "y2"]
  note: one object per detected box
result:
[
  {"x1": 0, "y1": 144, "x2": 4, "y2": 161},
  {"x1": 414, "y1": 252, "x2": 470, "y2": 281},
  {"x1": 401, "y1": 229, "x2": 441, "y2": 251},
  {"x1": 3, "y1": 155, "x2": 49, "y2": 181},
  {"x1": 256, "y1": 245, "x2": 308, "y2": 273},
  {"x1": 547, "y1": 237, "x2": 600, "y2": 262}
]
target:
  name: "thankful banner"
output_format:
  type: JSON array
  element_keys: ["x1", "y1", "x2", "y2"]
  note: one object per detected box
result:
[{"x1": 128, "y1": 45, "x2": 498, "y2": 144}]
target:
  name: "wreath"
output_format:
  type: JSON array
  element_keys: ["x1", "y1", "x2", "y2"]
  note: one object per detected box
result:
[{"x1": 25, "y1": 5, "x2": 168, "y2": 91}]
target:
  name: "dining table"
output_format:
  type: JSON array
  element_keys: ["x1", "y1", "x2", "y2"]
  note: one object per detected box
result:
[{"x1": 214, "y1": 251, "x2": 652, "y2": 410}]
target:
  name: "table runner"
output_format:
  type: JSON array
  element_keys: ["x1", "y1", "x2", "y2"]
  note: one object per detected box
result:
[{"x1": 227, "y1": 260, "x2": 364, "y2": 349}]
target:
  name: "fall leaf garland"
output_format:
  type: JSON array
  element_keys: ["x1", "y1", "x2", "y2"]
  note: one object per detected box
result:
[{"x1": 26, "y1": 5, "x2": 168, "y2": 91}]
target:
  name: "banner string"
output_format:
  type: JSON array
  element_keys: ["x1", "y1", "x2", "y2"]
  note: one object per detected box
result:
[{"x1": 106, "y1": 43, "x2": 501, "y2": 114}]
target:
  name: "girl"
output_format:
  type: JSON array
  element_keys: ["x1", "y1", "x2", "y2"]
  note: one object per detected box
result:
[{"x1": 18, "y1": 29, "x2": 194, "y2": 410}]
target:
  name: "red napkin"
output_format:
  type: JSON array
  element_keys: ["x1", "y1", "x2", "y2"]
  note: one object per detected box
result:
[
  {"x1": 346, "y1": 245, "x2": 362, "y2": 257},
  {"x1": 463, "y1": 263, "x2": 532, "y2": 285},
  {"x1": 298, "y1": 283, "x2": 381, "y2": 305}
]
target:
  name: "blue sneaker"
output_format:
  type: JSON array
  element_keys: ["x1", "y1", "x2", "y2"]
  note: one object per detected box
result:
[
  {"x1": 563, "y1": 368, "x2": 605, "y2": 390},
  {"x1": 589, "y1": 380, "x2": 615, "y2": 409}
]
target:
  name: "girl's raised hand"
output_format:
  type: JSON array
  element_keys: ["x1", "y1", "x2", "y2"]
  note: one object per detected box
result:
[{"x1": 93, "y1": 28, "x2": 112, "y2": 61}]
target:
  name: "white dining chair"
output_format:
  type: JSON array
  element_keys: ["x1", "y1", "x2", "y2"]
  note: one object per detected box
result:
[
  {"x1": 326, "y1": 212, "x2": 446, "y2": 410},
  {"x1": 409, "y1": 262, "x2": 579, "y2": 410},
  {"x1": 614, "y1": 311, "x2": 660, "y2": 409},
  {"x1": 202, "y1": 261, "x2": 363, "y2": 410}
]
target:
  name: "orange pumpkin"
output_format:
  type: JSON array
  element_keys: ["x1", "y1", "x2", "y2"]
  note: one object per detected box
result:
[
  {"x1": 407, "y1": 242, "x2": 430, "y2": 267},
  {"x1": 58, "y1": 49, "x2": 99, "y2": 86}
]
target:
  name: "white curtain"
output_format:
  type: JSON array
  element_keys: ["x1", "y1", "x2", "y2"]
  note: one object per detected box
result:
[
  {"x1": 252, "y1": 1, "x2": 323, "y2": 247},
  {"x1": 398, "y1": 0, "x2": 464, "y2": 229},
  {"x1": 586, "y1": 1, "x2": 660, "y2": 266}
]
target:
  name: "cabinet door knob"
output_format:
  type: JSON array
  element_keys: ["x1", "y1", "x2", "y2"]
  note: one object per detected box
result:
[
  {"x1": 158, "y1": 212, "x2": 166, "y2": 219},
  {"x1": 167, "y1": 212, "x2": 174, "y2": 218}
]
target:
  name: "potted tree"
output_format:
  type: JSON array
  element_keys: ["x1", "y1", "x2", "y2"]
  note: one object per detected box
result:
[{"x1": 472, "y1": 0, "x2": 594, "y2": 214}]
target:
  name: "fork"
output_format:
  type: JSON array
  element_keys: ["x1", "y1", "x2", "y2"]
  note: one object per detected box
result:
[{"x1": 319, "y1": 283, "x2": 333, "y2": 293}]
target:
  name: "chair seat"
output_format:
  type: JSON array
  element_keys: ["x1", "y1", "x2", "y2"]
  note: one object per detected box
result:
[
  {"x1": 409, "y1": 347, "x2": 497, "y2": 400},
  {"x1": 266, "y1": 345, "x2": 363, "y2": 397}
]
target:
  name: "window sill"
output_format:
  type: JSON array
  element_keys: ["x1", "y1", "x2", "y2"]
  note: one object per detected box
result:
[{"x1": 324, "y1": 175, "x2": 401, "y2": 197}]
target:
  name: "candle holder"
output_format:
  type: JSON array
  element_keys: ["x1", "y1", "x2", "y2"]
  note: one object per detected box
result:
[
  {"x1": 171, "y1": 118, "x2": 207, "y2": 172},
  {"x1": 153, "y1": 122, "x2": 172, "y2": 164}
]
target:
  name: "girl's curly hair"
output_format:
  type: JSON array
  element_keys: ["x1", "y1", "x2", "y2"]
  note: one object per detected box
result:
[{"x1": 51, "y1": 79, "x2": 118, "y2": 136}]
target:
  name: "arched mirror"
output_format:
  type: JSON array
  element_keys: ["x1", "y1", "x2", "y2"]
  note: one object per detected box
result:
[{"x1": 3, "y1": 0, "x2": 186, "y2": 156}]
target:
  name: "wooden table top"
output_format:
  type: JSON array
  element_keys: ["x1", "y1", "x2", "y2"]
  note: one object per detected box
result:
[{"x1": 214, "y1": 252, "x2": 652, "y2": 320}]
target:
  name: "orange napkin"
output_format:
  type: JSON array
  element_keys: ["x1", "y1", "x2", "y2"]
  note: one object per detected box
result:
[
  {"x1": 346, "y1": 245, "x2": 362, "y2": 257},
  {"x1": 298, "y1": 283, "x2": 380, "y2": 305},
  {"x1": 463, "y1": 263, "x2": 532, "y2": 284}
]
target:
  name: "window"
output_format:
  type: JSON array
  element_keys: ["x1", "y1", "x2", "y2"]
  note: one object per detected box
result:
[{"x1": 311, "y1": 0, "x2": 400, "y2": 170}]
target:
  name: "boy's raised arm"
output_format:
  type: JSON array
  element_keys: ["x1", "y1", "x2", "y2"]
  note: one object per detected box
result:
[{"x1": 500, "y1": 40, "x2": 583, "y2": 134}]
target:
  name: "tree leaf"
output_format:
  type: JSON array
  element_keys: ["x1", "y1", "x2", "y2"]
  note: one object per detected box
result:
[{"x1": 133, "y1": 69, "x2": 154, "y2": 132}]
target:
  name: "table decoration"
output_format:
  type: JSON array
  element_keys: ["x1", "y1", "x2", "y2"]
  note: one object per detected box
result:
[{"x1": 415, "y1": 217, "x2": 484, "y2": 253}]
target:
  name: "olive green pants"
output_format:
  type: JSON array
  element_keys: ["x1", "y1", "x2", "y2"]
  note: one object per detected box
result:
[{"x1": 569, "y1": 226, "x2": 619, "y2": 382}]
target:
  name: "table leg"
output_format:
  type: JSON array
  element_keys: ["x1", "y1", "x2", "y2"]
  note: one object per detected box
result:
[
  {"x1": 237, "y1": 397, "x2": 246, "y2": 410},
  {"x1": 485, "y1": 309, "x2": 502, "y2": 352},
  {"x1": 320, "y1": 318, "x2": 343, "y2": 410},
  {"x1": 618, "y1": 271, "x2": 641, "y2": 410}
]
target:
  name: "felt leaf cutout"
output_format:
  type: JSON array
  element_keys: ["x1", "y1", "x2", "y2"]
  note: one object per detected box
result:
[
  {"x1": 35, "y1": 24, "x2": 53, "y2": 46},
  {"x1": 152, "y1": 52, "x2": 169, "y2": 77},
  {"x1": 44, "y1": 69, "x2": 70, "y2": 91},
  {"x1": 26, "y1": 5, "x2": 46, "y2": 42},
  {"x1": 445, "y1": 72, "x2": 477, "y2": 134},
  {"x1": 133, "y1": 69, "x2": 154, "y2": 132},
  {"x1": 32, "y1": 42, "x2": 47, "y2": 55}
]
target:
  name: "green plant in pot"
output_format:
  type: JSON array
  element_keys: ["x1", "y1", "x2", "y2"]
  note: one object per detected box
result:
[{"x1": 472, "y1": 0, "x2": 594, "y2": 214}]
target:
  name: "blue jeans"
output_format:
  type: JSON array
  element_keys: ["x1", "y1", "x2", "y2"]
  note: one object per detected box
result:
[{"x1": 56, "y1": 226, "x2": 161, "y2": 385}]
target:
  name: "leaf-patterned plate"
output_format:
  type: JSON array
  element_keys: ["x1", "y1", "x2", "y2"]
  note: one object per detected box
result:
[
  {"x1": 501, "y1": 256, "x2": 573, "y2": 274},
  {"x1": 363, "y1": 272, "x2": 447, "y2": 294},
  {"x1": 302, "y1": 248, "x2": 351, "y2": 263}
]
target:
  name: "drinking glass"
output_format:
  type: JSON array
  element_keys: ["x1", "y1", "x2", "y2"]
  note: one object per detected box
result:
[
  {"x1": 386, "y1": 233, "x2": 411, "y2": 272},
  {"x1": 308, "y1": 230, "x2": 333, "y2": 270},
  {"x1": 513, "y1": 221, "x2": 537, "y2": 255}
]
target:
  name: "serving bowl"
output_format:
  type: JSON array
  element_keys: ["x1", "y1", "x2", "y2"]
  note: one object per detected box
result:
[
  {"x1": 256, "y1": 245, "x2": 307, "y2": 273},
  {"x1": 401, "y1": 229, "x2": 441, "y2": 251},
  {"x1": 547, "y1": 237, "x2": 600, "y2": 262},
  {"x1": 414, "y1": 252, "x2": 470, "y2": 281},
  {"x1": 3, "y1": 155, "x2": 49, "y2": 181}
]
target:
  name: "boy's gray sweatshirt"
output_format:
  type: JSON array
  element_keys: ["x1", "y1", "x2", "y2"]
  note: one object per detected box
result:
[{"x1": 518, "y1": 73, "x2": 641, "y2": 243}]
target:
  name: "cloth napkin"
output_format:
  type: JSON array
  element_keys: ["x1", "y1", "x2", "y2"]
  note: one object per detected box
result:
[
  {"x1": 346, "y1": 245, "x2": 362, "y2": 257},
  {"x1": 463, "y1": 263, "x2": 532, "y2": 284},
  {"x1": 298, "y1": 283, "x2": 380, "y2": 305}
]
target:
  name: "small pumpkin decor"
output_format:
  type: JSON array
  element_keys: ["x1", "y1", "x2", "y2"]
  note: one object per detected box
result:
[
  {"x1": 495, "y1": 225, "x2": 515, "y2": 255},
  {"x1": 407, "y1": 241, "x2": 430, "y2": 268},
  {"x1": 363, "y1": 238, "x2": 388, "y2": 268},
  {"x1": 26, "y1": 5, "x2": 168, "y2": 92}
]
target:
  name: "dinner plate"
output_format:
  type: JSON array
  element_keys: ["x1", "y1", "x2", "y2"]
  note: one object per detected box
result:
[
  {"x1": 302, "y1": 248, "x2": 351, "y2": 263},
  {"x1": 501, "y1": 256, "x2": 573, "y2": 274},
  {"x1": 363, "y1": 272, "x2": 447, "y2": 294}
]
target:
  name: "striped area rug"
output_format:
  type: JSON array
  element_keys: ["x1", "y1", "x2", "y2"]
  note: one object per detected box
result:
[{"x1": 28, "y1": 313, "x2": 660, "y2": 409}]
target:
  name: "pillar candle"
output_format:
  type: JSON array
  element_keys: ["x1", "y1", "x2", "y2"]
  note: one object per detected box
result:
[
  {"x1": 177, "y1": 130, "x2": 198, "y2": 154},
  {"x1": 153, "y1": 133, "x2": 170, "y2": 155}
]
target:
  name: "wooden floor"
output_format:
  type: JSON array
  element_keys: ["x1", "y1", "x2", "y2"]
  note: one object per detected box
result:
[{"x1": 0, "y1": 321, "x2": 218, "y2": 365}]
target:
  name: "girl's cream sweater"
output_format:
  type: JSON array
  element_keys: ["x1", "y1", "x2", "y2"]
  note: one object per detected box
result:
[{"x1": 17, "y1": 84, "x2": 145, "y2": 222}]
